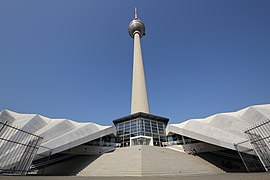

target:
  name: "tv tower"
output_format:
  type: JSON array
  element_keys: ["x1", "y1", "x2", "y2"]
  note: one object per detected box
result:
[{"x1": 128, "y1": 8, "x2": 150, "y2": 114}]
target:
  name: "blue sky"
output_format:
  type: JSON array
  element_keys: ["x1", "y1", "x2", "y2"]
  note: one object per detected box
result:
[{"x1": 0, "y1": 0, "x2": 269, "y2": 125}]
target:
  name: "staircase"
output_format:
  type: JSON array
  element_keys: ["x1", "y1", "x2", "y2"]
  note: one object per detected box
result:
[{"x1": 78, "y1": 145, "x2": 224, "y2": 176}]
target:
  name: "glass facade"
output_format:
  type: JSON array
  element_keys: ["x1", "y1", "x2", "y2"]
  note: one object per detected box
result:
[
  {"x1": 116, "y1": 117, "x2": 167, "y2": 147},
  {"x1": 167, "y1": 133, "x2": 200, "y2": 146}
]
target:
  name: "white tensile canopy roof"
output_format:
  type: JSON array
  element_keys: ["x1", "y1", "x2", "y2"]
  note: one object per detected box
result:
[
  {"x1": 0, "y1": 109, "x2": 115, "y2": 157},
  {"x1": 167, "y1": 104, "x2": 270, "y2": 150},
  {"x1": 1, "y1": 104, "x2": 269, "y2": 156}
]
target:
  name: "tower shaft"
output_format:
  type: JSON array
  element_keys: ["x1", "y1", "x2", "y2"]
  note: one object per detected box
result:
[{"x1": 131, "y1": 33, "x2": 149, "y2": 114}]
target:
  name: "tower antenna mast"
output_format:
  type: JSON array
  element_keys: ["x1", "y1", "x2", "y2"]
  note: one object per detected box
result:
[{"x1": 135, "y1": 7, "x2": 138, "y2": 18}]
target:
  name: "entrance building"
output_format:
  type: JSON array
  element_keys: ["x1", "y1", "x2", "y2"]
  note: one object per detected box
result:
[{"x1": 113, "y1": 112, "x2": 169, "y2": 147}]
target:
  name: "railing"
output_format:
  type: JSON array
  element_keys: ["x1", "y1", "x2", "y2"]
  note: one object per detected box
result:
[
  {"x1": 29, "y1": 145, "x2": 52, "y2": 175},
  {"x1": 0, "y1": 120, "x2": 43, "y2": 175},
  {"x1": 234, "y1": 140, "x2": 264, "y2": 172},
  {"x1": 245, "y1": 119, "x2": 270, "y2": 171}
]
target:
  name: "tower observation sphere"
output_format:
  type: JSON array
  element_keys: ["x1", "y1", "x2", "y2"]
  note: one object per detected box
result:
[{"x1": 128, "y1": 8, "x2": 145, "y2": 38}]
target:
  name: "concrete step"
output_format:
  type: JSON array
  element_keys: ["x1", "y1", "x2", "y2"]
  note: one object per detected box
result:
[
  {"x1": 167, "y1": 146, "x2": 225, "y2": 173},
  {"x1": 78, "y1": 145, "x2": 224, "y2": 176}
]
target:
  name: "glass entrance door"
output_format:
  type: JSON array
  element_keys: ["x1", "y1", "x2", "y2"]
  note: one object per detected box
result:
[{"x1": 130, "y1": 136, "x2": 153, "y2": 146}]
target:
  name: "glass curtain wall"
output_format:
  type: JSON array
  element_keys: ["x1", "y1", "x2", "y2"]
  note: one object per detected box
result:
[
  {"x1": 167, "y1": 133, "x2": 200, "y2": 146},
  {"x1": 116, "y1": 118, "x2": 166, "y2": 147}
]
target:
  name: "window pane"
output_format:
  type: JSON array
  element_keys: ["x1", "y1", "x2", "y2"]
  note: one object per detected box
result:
[
  {"x1": 124, "y1": 121, "x2": 130, "y2": 134},
  {"x1": 151, "y1": 121, "x2": 158, "y2": 134},
  {"x1": 131, "y1": 120, "x2": 137, "y2": 134},
  {"x1": 158, "y1": 122, "x2": 164, "y2": 134},
  {"x1": 145, "y1": 132, "x2": 151, "y2": 136},
  {"x1": 118, "y1": 123, "x2": 124, "y2": 135},
  {"x1": 138, "y1": 119, "x2": 144, "y2": 132},
  {"x1": 144, "y1": 120, "x2": 151, "y2": 133},
  {"x1": 144, "y1": 120, "x2": 150, "y2": 126}
]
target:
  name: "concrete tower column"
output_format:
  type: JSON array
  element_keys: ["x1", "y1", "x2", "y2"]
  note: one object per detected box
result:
[
  {"x1": 131, "y1": 32, "x2": 149, "y2": 114},
  {"x1": 128, "y1": 8, "x2": 149, "y2": 114}
]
